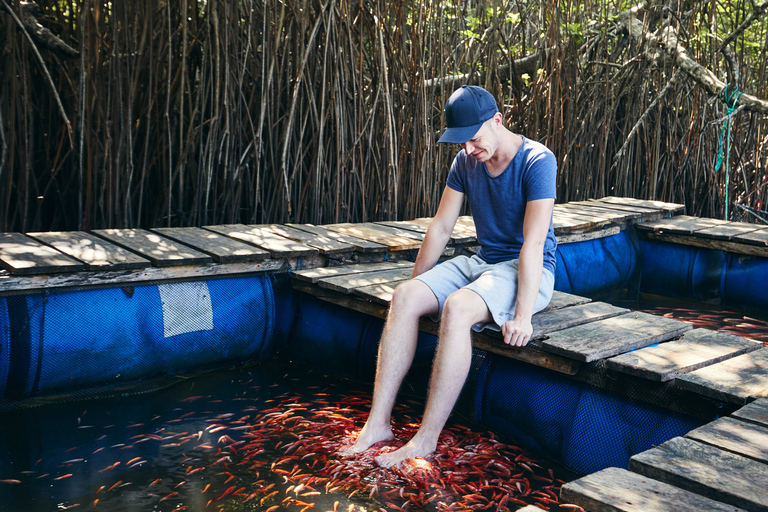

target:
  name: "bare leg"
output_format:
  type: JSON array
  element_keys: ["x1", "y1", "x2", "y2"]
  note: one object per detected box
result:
[
  {"x1": 340, "y1": 279, "x2": 438, "y2": 455},
  {"x1": 375, "y1": 289, "x2": 491, "y2": 467}
]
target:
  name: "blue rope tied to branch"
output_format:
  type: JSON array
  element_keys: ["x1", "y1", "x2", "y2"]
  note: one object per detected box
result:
[{"x1": 714, "y1": 84, "x2": 742, "y2": 220}]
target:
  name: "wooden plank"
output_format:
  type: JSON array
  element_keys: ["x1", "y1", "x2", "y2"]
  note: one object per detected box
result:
[
  {"x1": 596, "y1": 196, "x2": 685, "y2": 214},
  {"x1": 531, "y1": 301, "x2": 629, "y2": 337},
  {"x1": 557, "y1": 225, "x2": 621, "y2": 244},
  {"x1": 685, "y1": 416, "x2": 768, "y2": 464},
  {"x1": 561, "y1": 467, "x2": 748, "y2": 512},
  {"x1": 323, "y1": 223, "x2": 423, "y2": 251},
  {"x1": 554, "y1": 204, "x2": 616, "y2": 226},
  {"x1": 0, "y1": 232, "x2": 85, "y2": 274},
  {"x1": 352, "y1": 279, "x2": 408, "y2": 305},
  {"x1": 574, "y1": 200, "x2": 669, "y2": 221},
  {"x1": 454, "y1": 216, "x2": 478, "y2": 237},
  {"x1": 291, "y1": 261, "x2": 414, "y2": 284},
  {"x1": 203, "y1": 224, "x2": 318, "y2": 258},
  {"x1": 378, "y1": 219, "x2": 476, "y2": 244},
  {"x1": 259, "y1": 224, "x2": 355, "y2": 255},
  {"x1": 694, "y1": 223, "x2": 762, "y2": 241},
  {"x1": 26, "y1": 231, "x2": 150, "y2": 271},
  {"x1": 152, "y1": 227, "x2": 270, "y2": 263},
  {"x1": 641, "y1": 231, "x2": 768, "y2": 259},
  {"x1": 544, "y1": 290, "x2": 592, "y2": 310},
  {"x1": 552, "y1": 210, "x2": 606, "y2": 233},
  {"x1": 540, "y1": 311, "x2": 691, "y2": 362},
  {"x1": 629, "y1": 436, "x2": 768, "y2": 511},
  {"x1": 732, "y1": 398, "x2": 768, "y2": 428},
  {"x1": 0, "y1": 259, "x2": 292, "y2": 296},
  {"x1": 318, "y1": 267, "x2": 414, "y2": 293},
  {"x1": 559, "y1": 202, "x2": 641, "y2": 222},
  {"x1": 606, "y1": 328, "x2": 762, "y2": 382},
  {"x1": 286, "y1": 224, "x2": 389, "y2": 253},
  {"x1": 733, "y1": 228, "x2": 768, "y2": 247},
  {"x1": 635, "y1": 215, "x2": 729, "y2": 235},
  {"x1": 675, "y1": 347, "x2": 768, "y2": 404},
  {"x1": 92, "y1": 229, "x2": 212, "y2": 267}
]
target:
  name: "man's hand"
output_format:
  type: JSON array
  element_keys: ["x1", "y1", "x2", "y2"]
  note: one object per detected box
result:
[{"x1": 501, "y1": 317, "x2": 533, "y2": 347}]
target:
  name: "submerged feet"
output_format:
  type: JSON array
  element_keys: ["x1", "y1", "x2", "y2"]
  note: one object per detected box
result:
[
  {"x1": 374, "y1": 436, "x2": 436, "y2": 468},
  {"x1": 339, "y1": 423, "x2": 394, "y2": 456}
]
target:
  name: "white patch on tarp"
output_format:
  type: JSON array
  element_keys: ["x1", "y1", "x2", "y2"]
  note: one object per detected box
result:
[{"x1": 158, "y1": 281, "x2": 214, "y2": 337}]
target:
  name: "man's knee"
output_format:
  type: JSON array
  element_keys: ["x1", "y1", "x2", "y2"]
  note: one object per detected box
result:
[
  {"x1": 390, "y1": 279, "x2": 438, "y2": 318},
  {"x1": 441, "y1": 289, "x2": 490, "y2": 329}
]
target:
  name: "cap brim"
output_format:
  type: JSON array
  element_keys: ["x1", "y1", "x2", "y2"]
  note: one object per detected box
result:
[{"x1": 437, "y1": 122, "x2": 484, "y2": 144}]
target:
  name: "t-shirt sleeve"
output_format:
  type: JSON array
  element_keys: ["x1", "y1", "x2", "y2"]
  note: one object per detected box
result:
[
  {"x1": 524, "y1": 149, "x2": 557, "y2": 201},
  {"x1": 446, "y1": 153, "x2": 466, "y2": 193}
]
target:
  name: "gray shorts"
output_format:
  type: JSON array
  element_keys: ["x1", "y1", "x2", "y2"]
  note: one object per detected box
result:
[{"x1": 414, "y1": 254, "x2": 555, "y2": 332}]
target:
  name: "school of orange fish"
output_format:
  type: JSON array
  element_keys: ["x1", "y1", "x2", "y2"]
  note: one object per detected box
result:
[{"x1": 0, "y1": 383, "x2": 584, "y2": 512}]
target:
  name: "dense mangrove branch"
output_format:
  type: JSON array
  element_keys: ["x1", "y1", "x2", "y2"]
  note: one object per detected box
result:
[{"x1": 0, "y1": 0, "x2": 767, "y2": 232}]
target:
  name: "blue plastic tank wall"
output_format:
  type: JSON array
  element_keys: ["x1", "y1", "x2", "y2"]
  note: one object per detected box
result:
[
  {"x1": 0, "y1": 297, "x2": 8, "y2": 397},
  {"x1": 473, "y1": 355, "x2": 705, "y2": 475},
  {"x1": 639, "y1": 240, "x2": 725, "y2": 300},
  {"x1": 1, "y1": 275, "x2": 276, "y2": 400},
  {"x1": 721, "y1": 253, "x2": 768, "y2": 312},
  {"x1": 554, "y1": 230, "x2": 639, "y2": 296}
]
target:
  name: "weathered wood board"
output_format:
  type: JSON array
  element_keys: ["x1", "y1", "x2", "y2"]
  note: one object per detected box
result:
[
  {"x1": 377, "y1": 219, "x2": 476, "y2": 244},
  {"x1": 596, "y1": 196, "x2": 685, "y2": 214},
  {"x1": 26, "y1": 231, "x2": 150, "y2": 271},
  {"x1": 561, "y1": 466, "x2": 748, "y2": 512},
  {"x1": 92, "y1": 229, "x2": 212, "y2": 267},
  {"x1": 573, "y1": 201, "x2": 668, "y2": 221},
  {"x1": 531, "y1": 301, "x2": 629, "y2": 338},
  {"x1": 556, "y1": 225, "x2": 621, "y2": 244},
  {"x1": 317, "y1": 267, "x2": 415, "y2": 293},
  {"x1": 544, "y1": 290, "x2": 592, "y2": 310},
  {"x1": 552, "y1": 209, "x2": 612, "y2": 233},
  {"x1": 559, "y1": 203, "x2": 640, "y2": 223},
  {"x1": 629, "y1": 436, "x2": 768, "y2": 512},
  {"x1": 322, "y1": 223, "x2": 423, "y2": 251},
  {"x1": 152, "y1": 227, "x2": 270, "y2": 263},
  {"x1": 635, "y1": 215, "x2": 729, "y2": 235},
  {"x1": 259, "y1": 224, "x2": 355, "y2": 255},
  {"x1": 291, "y1": 261, "x2": 414, "y2": 284},
  {"x1": 733, "y1": 228, "x2": 768, "y2": 247},
  {"x1": 0, "y1": 232, "x2": 85, "y2": 274},
  {"x1": 675, "y1": 347, "x2": 768, "y2": 404},
  {"x1": 685, "y1": 416, "x2": 768, "y2": 464},
  {"x1": 352, "y1": 279, "x2": 408, "y2": 304},
  {"x1": 732, "y1": 398, "x2": 768, "y2": 428},
  {"x1": 540, "y1": 311, "x2": 691, "y2": 362},
  {"x1": 606, "y1": 328, "x2": 762, "y2": 382},
  {"x1": 454, "y1": 216, "x2": 478, "y2": 236},
  {"x1": 203, "y1": 224, "x2": 318, "y2": 258},
  {"x1": 286, "y1": 224, "x2": 389, "y2": 253},
  {"x1": 694, "y1": 222, "x2": 762, "y2": 241}
]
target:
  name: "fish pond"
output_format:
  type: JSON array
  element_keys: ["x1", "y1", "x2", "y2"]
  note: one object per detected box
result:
[{"x1": 0, "y1": 361, "x2": 581, "y2": 512}]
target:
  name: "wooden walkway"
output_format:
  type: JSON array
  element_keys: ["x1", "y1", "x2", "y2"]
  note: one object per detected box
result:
[{"x1": 2, "y1": 196, "x2": 768, "y2": 510}]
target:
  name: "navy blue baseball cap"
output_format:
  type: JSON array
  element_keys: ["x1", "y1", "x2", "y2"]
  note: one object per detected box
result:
[{"x1": 437, "y1": 85, "x2": 499, "y2": 144}]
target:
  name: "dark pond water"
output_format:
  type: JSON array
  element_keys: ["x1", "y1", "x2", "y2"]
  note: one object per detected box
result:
[{"x1": 0, "y1": 361, "x2": 580, "y2": 512}]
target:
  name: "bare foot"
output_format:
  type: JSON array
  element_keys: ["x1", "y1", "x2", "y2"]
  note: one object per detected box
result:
[
  {"x1": 374, "y1": 437, "x2": 436, "y2": 468},
  {"x1": 338, "y1": 423, "x2": 394, "y2": 456}
]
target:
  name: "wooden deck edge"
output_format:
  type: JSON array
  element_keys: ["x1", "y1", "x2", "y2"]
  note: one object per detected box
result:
[{"x1": 640, "y1": 230, "x2": 768, "y2": 258}]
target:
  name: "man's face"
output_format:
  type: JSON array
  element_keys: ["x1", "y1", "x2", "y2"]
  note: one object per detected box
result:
[{"x1": 460, "y1": 119, "x2": 499, "y2": 163}]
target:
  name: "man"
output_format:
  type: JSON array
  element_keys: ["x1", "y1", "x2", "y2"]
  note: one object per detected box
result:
[{"x1": 343, "y1": 85, "x2": 557, "y2": 468}]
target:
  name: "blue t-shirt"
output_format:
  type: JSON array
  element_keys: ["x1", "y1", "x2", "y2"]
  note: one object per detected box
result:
[{"x1": 446, "y1": 136, "x2": 557, "y2": 274}]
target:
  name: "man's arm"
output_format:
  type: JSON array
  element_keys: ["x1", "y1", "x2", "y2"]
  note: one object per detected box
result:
[
  {"x1": 411, "y1": 186, "x2": 465, "y2": 278},
  {"x1": 501, "y1": 197, "x2": 555, "y2": 347}
]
